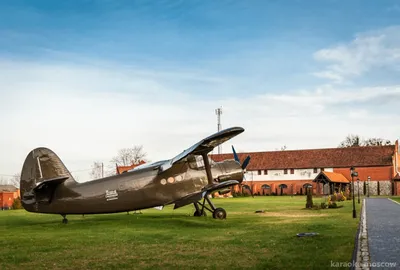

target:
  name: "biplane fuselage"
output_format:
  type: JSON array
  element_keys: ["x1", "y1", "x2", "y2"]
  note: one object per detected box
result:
[{"x1": 20, "y1": 127, "x2": 249, "y2": 222}]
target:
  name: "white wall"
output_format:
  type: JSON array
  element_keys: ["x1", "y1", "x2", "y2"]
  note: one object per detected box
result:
[{"x1": 245, "y1": 168, "x2": 333, "y2": 181}]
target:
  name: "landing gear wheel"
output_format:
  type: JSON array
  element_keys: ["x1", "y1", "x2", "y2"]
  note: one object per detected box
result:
[
  {"x1": 212, "y1": 208, "x2": 227, "y2": 219},
  {"x1": 61, "y1": 214, "x2": 68, "y2": 224},
  {"x1": 194, "y1": 210, "x2": 206, "y2": 217}
]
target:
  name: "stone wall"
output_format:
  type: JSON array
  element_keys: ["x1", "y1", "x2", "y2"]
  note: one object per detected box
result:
[{"x1": 353, "y1": 181, "x2": 393, "y2": 196}]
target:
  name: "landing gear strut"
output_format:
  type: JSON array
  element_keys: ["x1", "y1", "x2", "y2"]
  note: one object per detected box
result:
[
  {"x1": 193, "y1": 195, "x2": 227, "y2": 219},
  {"x1": 61, "y1": 214, "x2": 68, "y2": 224}
]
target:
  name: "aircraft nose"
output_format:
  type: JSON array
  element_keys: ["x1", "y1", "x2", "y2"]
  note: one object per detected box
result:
[{"x1": 217, "y1": 161, "x2": 244, "y2": 183}]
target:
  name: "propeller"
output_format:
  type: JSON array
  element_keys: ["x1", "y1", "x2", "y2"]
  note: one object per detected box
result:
[
  {"x1": 231, "y1": 145, "x2": 253, "y2": 197},
  {"x1": 231, "y1": 145, "x2": 251, "y2": 170}
]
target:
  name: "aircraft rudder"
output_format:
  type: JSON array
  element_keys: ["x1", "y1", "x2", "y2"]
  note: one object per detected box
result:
[{"x1": 20, "y1": 147, "x2": 76, "y2": 211}]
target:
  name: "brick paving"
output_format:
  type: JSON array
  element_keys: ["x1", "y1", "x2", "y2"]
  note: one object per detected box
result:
[{"x1": 366, "y1": 198, "x2": 400, "y2": 270}]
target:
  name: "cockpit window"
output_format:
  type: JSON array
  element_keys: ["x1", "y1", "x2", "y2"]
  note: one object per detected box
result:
[{"x1": 188, "y1": 155, "x2": 215, "y2": 169}]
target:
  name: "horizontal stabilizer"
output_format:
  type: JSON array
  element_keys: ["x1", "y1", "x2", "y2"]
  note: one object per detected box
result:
[{"x1": 33, "y1": 176, "x2": 69, "y2": 192}]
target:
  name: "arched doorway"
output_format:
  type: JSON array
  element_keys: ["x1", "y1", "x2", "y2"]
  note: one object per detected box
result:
[
  {"x1": 303, "y1": 183, "x2": 312, "y2": 195},
  {"x1": 261, "y1": 184, "x2": 271, "y2": 195},
  {"x1": 278, "y1": 184, "x2": 287, "y2": 196}
]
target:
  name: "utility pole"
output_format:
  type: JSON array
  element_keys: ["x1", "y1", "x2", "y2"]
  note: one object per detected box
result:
[
  {"x1": 101, "y1": 162, "x2": 104, "y2": 178},
  {"x1": 215, "y1": 107, "x2": 222, "y2": 154}
]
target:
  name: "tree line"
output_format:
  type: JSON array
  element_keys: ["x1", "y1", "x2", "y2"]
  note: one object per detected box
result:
[{"x1": 338, "y1": 135, "x2": 392, "y2": 148}]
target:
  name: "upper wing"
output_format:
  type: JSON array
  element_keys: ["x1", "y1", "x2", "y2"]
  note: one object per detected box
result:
[{"x1": 160, "y1": 127, "x2": 244, "y2": 172}]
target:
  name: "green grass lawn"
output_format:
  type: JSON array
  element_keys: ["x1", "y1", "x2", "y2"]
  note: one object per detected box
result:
[
  {"x1": 0, "y1": 196, "x2": 361, "y2": 270},
  {"x1": 390, "y1": 196, "x2": 400, "y2": 203}
]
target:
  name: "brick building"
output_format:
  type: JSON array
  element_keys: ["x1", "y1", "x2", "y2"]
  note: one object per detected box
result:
[
  {"x1": 211, "y1": 140, "x2": 400, "y2": 196},
  {"x1": 0, "y1": 185, "x2": 20, "y2": 209}
]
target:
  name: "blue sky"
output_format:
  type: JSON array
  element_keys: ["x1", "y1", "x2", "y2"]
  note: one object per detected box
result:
[
  {"x1": 1, "y1": 0, "x2": 400, "y2": 181},
  {"x1": 2, "y1": 0, "x2": 400, "y2": 94}
]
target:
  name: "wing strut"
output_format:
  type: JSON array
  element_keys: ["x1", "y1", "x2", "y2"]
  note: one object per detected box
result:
[{"x1": 202, "y1": 153, "x2": 214, "y2": 185}]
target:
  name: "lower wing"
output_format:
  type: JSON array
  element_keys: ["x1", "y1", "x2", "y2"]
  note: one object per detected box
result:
[{"x1": 173, "y1": 180, "x2": 239, "y2": 209}]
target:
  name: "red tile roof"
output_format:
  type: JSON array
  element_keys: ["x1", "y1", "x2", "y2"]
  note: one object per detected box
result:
[
  {"x1": 210, "y1": 145, "x2": 395, "y2": 170},
  {"x1": 0, "y1": 185, "x2": 18, "y2": 192},
  {"x1": 319, "y1": 171, "x2": 350, "y2": 183},
  {"x1": 116, "y1": 160, "x2": 146, "y2": 174}
]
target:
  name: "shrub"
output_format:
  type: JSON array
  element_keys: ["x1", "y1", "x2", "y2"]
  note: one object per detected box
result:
[
  {"x1": 12, "y1": 197, "x2": 23, "y2": 210},
  {"x1": 320, "y1": 202, "x2": 327, "y2": 209},
  {"x1": 328, "y1": 202, "x2": 338, "y2": 208}
]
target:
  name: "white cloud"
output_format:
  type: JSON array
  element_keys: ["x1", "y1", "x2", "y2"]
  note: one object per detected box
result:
[
  {"x1": 0, "y1": 58, "x2": 399, "y2": 182},
  {"x1": 313, "y1": 26, "x2": 400, "y2": 83}
]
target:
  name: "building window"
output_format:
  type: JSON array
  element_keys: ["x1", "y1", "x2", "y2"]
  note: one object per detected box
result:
[
  {"x1": 313, "y1": 168, "x2": 317, "y2": 173},
  {"x1": 264, "y1": 170, "x2": 268, "y2": 175},
  {"x1": 258, "y1": 170, "x2": 261, "y2": 175},
  {"x1": 284, "y1": 169, "x2": 288, "y2": 174},
  {"x1": 290, "y1": 169, "x2": 294, "y2": 174}
]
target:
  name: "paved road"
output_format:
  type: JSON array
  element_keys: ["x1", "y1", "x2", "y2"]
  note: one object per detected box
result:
[{"x1": 366, "y1": 198, "x2": 400, "y2": 269}]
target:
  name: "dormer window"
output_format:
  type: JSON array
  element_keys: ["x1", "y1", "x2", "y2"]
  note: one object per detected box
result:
[
  {"x1": 284, "y1": 169, "x2": 288, "y2": 174},
  {"x1": 313, "y1": 168, "x2": 317, "y2": 173},
  {"x1": 264, "y1": 169, "x2": 268, "y2": 175},
  {"x1": 290, "y1": 169, "x2": 294, "y2": 174}
]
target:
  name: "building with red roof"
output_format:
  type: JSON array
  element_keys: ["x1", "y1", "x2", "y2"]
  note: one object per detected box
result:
[
  {"x1": 211, "y1": 140, "x2": 400, "y2": 196},
  {"x1": 116, "y1": 160, "x2": 147, "y2": 174},
  {"x1": 0, "y1": 185, "x2": 20, "y2": 209}
]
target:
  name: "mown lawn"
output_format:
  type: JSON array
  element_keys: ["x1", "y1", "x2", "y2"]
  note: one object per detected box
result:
[
  {"x1": 0, "y1": 196, "x2": 361, "y2": 270},
  {"x1": 390, "y1": 196, "x2": 400, "y2": 203}
]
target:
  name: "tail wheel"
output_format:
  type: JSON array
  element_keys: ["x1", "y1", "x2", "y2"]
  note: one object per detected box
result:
[{"x1": 212, "y1": 208, "x2": 226, "y2": 219}]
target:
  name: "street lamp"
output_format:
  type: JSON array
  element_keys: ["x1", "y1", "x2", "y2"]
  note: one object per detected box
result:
[
  {"x1": 350, "y1": 167, "x2": 358, "y2": 218},
  {"x1": 357, "y1": 178, "x2": 360, "y2": 204},
  {"x1": 367, "y1": 176, "x2": 371, "y2": 198}
]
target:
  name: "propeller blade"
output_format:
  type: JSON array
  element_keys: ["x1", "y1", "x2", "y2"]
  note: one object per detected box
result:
[
  {"x1": 232, "y1": 145, "x2": 240, "y2": 163},
  {"x1": 241, "y1": 156, "x2": 251, "y2": 170}
]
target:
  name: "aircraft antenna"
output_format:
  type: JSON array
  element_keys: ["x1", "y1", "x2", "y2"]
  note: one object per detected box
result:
[{"x1": 215, "y1": 107, "x2": 223, "y2": 154}]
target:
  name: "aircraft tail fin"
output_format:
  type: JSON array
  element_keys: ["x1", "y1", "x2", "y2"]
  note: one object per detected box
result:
[{"x1": 20, "y1": 147, "x2": 76, "y2": 212}]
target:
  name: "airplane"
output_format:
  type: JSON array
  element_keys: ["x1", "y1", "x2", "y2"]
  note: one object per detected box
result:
[{"x1": 19, "y1": 127, "x2": 251, "y2": 224}]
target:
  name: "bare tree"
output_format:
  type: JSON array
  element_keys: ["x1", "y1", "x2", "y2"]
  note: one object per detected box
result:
[
  {"x1": 90, "y1": 162, "x2": 104, "y2": 179},
  {"x1": 111, "y1": 145, "x2": 147, "y2": 166},
  {"x1": 338, "y1": 134, "x2": 362, "y2": 148},
  {"x1": 0, "y1": 174, "x2": 20, "y2": 188},
  {"x1": 281, "y1": 145, "x2": 287, "y2": 151},
  {"x1": 11, "y1": 174, "x2": 20, "y2": 188}
]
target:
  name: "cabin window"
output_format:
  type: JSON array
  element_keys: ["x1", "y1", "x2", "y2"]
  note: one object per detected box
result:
[
  {"x1": 264, "y1": 169, "x2": 268, "y2": 175},
  {"x1": 188, "y1": 155, "x2": 216, "y2": 170},
  {"x1": 290, "y1": 169, "x2": 294, "y2": 174},
  {"x1": 284, "y1": 169, "x2": 288, "y2": 174}
]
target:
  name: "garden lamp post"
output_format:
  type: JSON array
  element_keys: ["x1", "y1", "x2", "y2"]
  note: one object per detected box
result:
[
  {"x1": 357, "y1": 178, "x2": 360, "y2": 204},
  {"x1": 350, "y1": 167, "x2": 358, "y2": 218},
  {"x1": 367, "y1": 176, "x2": 371, "y2": 198}
]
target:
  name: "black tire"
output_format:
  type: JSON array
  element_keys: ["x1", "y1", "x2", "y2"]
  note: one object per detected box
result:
[
  {"x1": 212, "y1": 208, "x2": 227, "y2": 219},
  {"x1": 194, "y1": 210, "x2": 206, "y2": 217}
]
